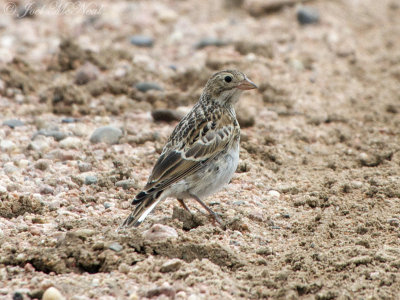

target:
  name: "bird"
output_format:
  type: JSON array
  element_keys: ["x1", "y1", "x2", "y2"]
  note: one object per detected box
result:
[{"x1": 120, "y1": 70, "x2": 257, "y2": 229}]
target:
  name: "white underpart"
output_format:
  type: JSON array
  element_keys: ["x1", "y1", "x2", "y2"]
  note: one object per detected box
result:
[{"x1": 137, "y1": 197, "x2": 163, "y2": 224}]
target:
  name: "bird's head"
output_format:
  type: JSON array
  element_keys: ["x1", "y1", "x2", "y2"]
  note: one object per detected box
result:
[{"x1": 203, "y1": 70, "x2": 257, "y2": 105}]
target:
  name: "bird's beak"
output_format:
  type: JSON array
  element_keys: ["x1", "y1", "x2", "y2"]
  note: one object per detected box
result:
[{"x1": 237, "y1": 77, "x2": 258, "y2": 90}]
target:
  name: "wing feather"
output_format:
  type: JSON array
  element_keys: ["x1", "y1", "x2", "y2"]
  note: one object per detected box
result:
[{"x1": 143, "y1": 119, "x2": 234, "y2": 193}]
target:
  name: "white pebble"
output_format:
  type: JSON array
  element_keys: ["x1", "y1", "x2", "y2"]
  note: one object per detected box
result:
[
  {"x1": 143, "y1": 224, "x2": 178, "y2": 241},
  {"x1": 18, "y1": 159, "x2": 29, "y2": 168},
  {"x1": 59, "y1": 137, "x2": 82, "y2": 149},
  {"x1": 0, "y1": 186, "x2": 7, "y2": 194},
  {"x1": 42, "y1": 287, "x2": 65, "y2": 300},
  {"x1": 0, "y1": 140, "x2": 16, "y2": 152},
  {"x1": 267, "y1": 190, "x2": 280, "y2": 199}
]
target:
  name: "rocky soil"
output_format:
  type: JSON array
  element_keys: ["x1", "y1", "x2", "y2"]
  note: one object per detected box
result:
[{"x1": 0, "y1": 0, "x2": 400, "y2": 299}]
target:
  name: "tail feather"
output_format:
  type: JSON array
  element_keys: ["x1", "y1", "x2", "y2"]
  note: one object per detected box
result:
[{"x1": 119, "y1": 190, "x2": 163, "y2": 229}]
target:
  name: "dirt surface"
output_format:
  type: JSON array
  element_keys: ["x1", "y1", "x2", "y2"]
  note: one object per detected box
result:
[{"x1": 1, "y1": 0, "x2": 400, "y2": 299}]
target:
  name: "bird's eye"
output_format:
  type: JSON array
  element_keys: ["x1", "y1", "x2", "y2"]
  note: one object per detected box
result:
[{"x1": 224, "y1": 76, "x2": 232, "y2": 83}]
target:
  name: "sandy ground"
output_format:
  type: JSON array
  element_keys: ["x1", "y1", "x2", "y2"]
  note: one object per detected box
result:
[{"x1": 1, "y1": 0, "x2": 400, "y2": 299}]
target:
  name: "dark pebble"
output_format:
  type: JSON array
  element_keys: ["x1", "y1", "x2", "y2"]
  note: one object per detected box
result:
[
  {"x1": 271, "y1": 226, "x2": 281, "y2": 230},
  {"x1": 151, "y1": 109, "x2": 183, "y2": 122},
  {"x1": 3, "y1": 119, "x2": 24, "y2": 129},
  {"x1": 61, "y1": 117, "x2": 77, "y2": 123},
  {"x1": 195, "y1": 37, "x2": 227, "y2": 49},
  {"x1": 130, "y1": 35, "x2": 154, "y2": 47},
  {"x1": 297, "y1": 6, "x2": 320, "y2": 25},
  {"x1": 135, "y1": 82, "x2": 163, "y2": 93},
  {"x1": 13, "y1": 292, "x2": 23, "y2": 300},
  {"x1": 85, "y1": 175, "x2": 97, "y2": 185},
  {"x1": 32, "y1": 129, "x2": 67, "y2": 141}
]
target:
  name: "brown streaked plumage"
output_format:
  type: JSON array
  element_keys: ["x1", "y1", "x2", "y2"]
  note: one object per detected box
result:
[{"x1": 120, "y1": 70, "x2": 257, "y2": 228}]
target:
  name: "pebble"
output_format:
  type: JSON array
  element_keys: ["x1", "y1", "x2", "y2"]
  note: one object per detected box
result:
[
  {"x1": 146, "y1": 285, "x2": 175, "y2": 298},
  {"x1": 61, "y1": 117, "x2": 77, "y2": 123},
  {"x1": 33, "y1": 130, "x2": 67, "y2": 142},
  {"x1": 297, "y1": 6, "x2": 320, "y2": 25},
  {"x1": 42, "y1": 287, "x2": 65, "y2": 300},
  {"x1": 108, "y1": 242, "x2": 123, "y2": 252},
  {"x1": 40, "y1": 184, "x2": 54, "y2": 195},
  {"x1": 351, "y1": 181, "x2": 363, "y2": 189},
  {"x1": 18, "y1": 159, "x2": 29, "y2": 168},
  {"x1": 85, "y1": 175, "x2": 97, "y2": 185},
  {"x1": 118, "y1": 262, "x2": 130, "y2": 274},
  {"x1": 267, "y1": 190, "x2": 280, "y2": 199},
  {"x1": 59, "y1": 136, "x2": 82, "y2": 149},
  {"x1": 78, "y1": 161, "x2": 92, "y2": 172},
  {"x1": 34, "y1": 159, "x2": 50, "y2": 171},
  {"x1": 143, "y1": 224, "x2": 178, "y2": 241},
  {"x1": 160, "y1": 259, "x2": 182, "y2": 273},
  {"x1": 0, "y1": 140, "x2": 16, "y2": 152},
  {"x1": 151, "y1": 109, "x2": 183, "y2": 122},
  {"x1": 233, "y1": 200, "x2": 245, "y2": 206},
  {"x1": 0, "y1": 186, "x2": 7, "y2": 194},
  {"x1": 103, "y1": 202, "x2": 114, "y2": 209},
  {"x1": 130, "y1": 35, "x2": 154, "y2": 47},
  {"x1": 3, "y1": 119, "x2": 24, "y2": 129},
  {"x1": 195, "y1": 37, "x2": 227, "y2": 49},
  {"x1": 12, "y1": 292, "x2": 23, "y2": 300},
  {"x1": 90, "y1": 126, "x2": 123, "y2": 145},
  {"x1": 29, "y1": 138, "x2": 50, "y2": 152},
  {"x1": 75, "y1": 62, "x2": 100, "y2": 85},
  {"x1": 135, "y1": 82, "x2": 163, "y2": 93},
  {"x1": 115, "y1": 179, "x2": 135, "y2": 190},
  {"x1": 4, "y1": 162, "x2": 18, "y2": 174}
]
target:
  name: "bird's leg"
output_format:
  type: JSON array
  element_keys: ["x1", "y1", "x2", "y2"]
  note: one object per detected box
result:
[
  {"x1": 189, "y1": 194, "x2": 224, "y2": 226},
  {"x1": 177, "y1": 198, "x2": 191, "y2": 213}
]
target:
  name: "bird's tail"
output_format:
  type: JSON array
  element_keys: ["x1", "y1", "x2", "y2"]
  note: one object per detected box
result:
[{"x1": 119, "y1": 190, "x2": 163, "y2": 229}]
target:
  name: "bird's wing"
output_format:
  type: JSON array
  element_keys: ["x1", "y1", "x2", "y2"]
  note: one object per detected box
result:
[{"x1": 142, "y1": 113, "x2": 235, "y2": 194}]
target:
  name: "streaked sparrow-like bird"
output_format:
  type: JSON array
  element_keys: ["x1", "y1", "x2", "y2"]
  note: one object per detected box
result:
[{"x1": 120, "y1": 70, "x2": 257, "y2": 228}]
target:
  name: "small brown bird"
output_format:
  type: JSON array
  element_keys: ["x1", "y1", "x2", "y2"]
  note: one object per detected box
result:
[{"x1": 120, "y1": 70, "x2": 257, "y2": 228}]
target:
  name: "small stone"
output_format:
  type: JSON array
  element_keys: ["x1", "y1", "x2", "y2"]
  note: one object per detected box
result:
[
  {"x1": 130, "y1": 35, "x2": 154, "y2": 47},
  {"x1": 108, "y1": 242, "x2": 123, "y2": 252},
  {"x1": 115, "y1": 179, "x2": 136, "y2": 190},
  {"x1": 135, "y1": 82, "x2": 163, "y2": 93},
  {"x1": 118, "y1": 262, "x2": 130, "y2": 274},
  {"x1": 233, "y1": 200, "x2": 245, "y2": 206},
  {"x1": 40, "y1": 184, "x2": 54, "y2": 195},
  {"x1": 29, "y1": 138, "x2": 50, "y2": 151},
  {"x1": 75, "y1": 62, "x2": 100, "y2": 85},
  {"x1": 33, "y1": 130, "x2": 67, "y2": 142},
  {"x1": 59, "y1": 136, "x2": 82, "y2": 149},
  {"x1": 160, "y1": 259, "x2": 182, "y2": 273},
  {"x1": 297, "y1": 6, "x2": 320, "y2": 25},
  {"x1": 34, "y1": 159, "x2": 50, "y2": 171},
  {"x1": 143, "y1": 224, "x2": 178, "y2": 241},
  {"x1": 3, "y1": 119, "x2": 24, "y2": 128},
  {"x1": 146, "y1": 285, "x2": 175, "y2": 298},
  {"x1": 0, "y1": 140, "x2": 16, "y2": 152},
  {"x1": 42, "y1": 287, "x2": 65, "y2": 300},
  {"x1": 351, "y1": 181, "x2": 363, "y2": 189},
  {"x1": 267, "y1": 190, "x2": 280, "y2": 199},
  {"x1": 195, "y1": 37, "x2": 227, "y2": 49},
  {"x1": 0, "y1": 186, "x2": 7, "y2": 194},
  {"x1": 61, "y1": 117, "x2": 77, "y2": 123},
  {"x1": 90, "y1": 126, "x2": 123, "y2": 145},
  {"x1": 18, "y1": 159, "x2": 29, "y2": 168},
  {"x1": 4, "y1": 162, "x2": 18, "y2": 174},
  {"x1": 13, "y1": 292, "x2": 23, "y2": 300},
  {"x1": 103, "y1": 202, "x2": 114, "y2": 209},
  {"x1": 85, "y1": 175, "x2": 97, "y2": 185},
  {"x1": 151, "y1": 109, "x2": 184, "y2": 122},
  {"x1": 78, "y1": 161, "x2": 92, "y2": 172}
]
